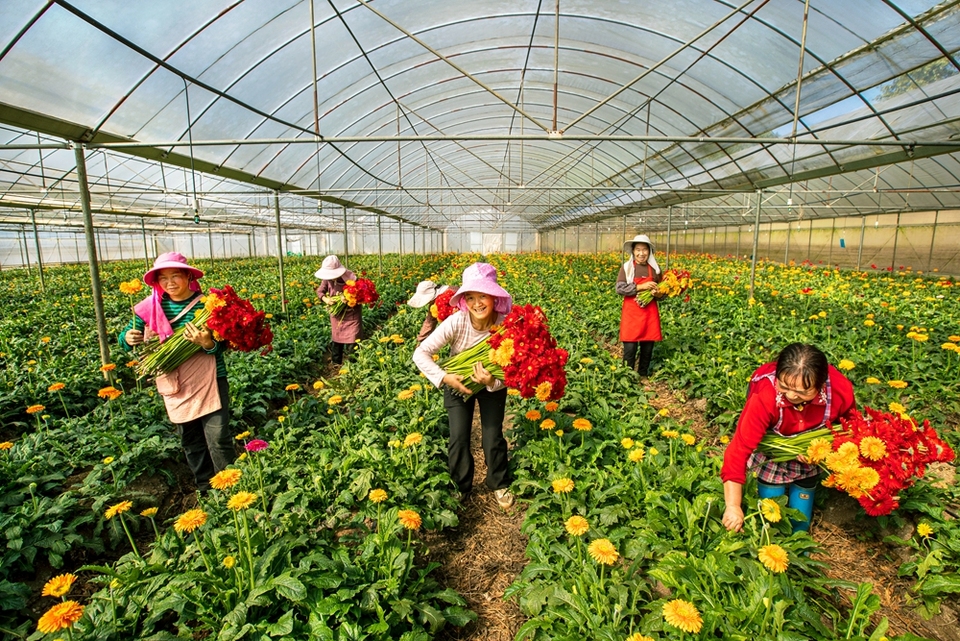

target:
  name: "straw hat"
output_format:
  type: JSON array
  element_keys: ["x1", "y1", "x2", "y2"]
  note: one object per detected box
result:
[
  {"x1": 622, "y1": 234, "x2": 656, "y2": 255},
  {"x1": 143, "y1": 252, "x2": 204, "y2": 287},
  {"x1": 407, "y1": 280, "x2": 439, "y2": 308},
  {"x1": 314, "y1": 255, "x2": 347, "y2": 280}
]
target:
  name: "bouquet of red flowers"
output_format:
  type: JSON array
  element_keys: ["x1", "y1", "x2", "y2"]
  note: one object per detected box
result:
[
  {"x1": 440, "y1": 304, "x2": 568, "y2": 400},
  {"x1": 138, "y1": 285, "x2": 273, "y2": 378},
  {"x1": 326, "y1": 278, "x2": 379, "y2": 316},
  {"x1": 430, "y1": 288, "x2": 457, "y2": 322},
  {"x1": 759, "y1": 406, "x2": 954, "y2": 516},
  {"x1": 637, "y1": 268, "x2": 692, "y2": 306}
]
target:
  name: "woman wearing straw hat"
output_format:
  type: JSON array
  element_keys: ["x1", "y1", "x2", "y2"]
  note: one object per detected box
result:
[
  {"x1": 407, "y1": 280, "x2": 457, "y2": 342},
  {"x1": 412, "y1": 263, "x2": 514, "y2": 509},
  {"x1": 616, "y1": 234, "x2": 663, "y2": 378},
  {"x1": 315, "y1": 255, "x2": 362, "y2": 365},
  {"x1": 120, "y1": 252, "x2": 236, "y2": 493}
]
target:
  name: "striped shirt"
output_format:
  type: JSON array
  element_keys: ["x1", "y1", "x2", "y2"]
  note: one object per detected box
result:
[
  {"x1": 119, "y1": 292, "x2": 227, "y2": 378},
  {"x1": 412, "y1": 310, "x2": 504, "y2": 391}
]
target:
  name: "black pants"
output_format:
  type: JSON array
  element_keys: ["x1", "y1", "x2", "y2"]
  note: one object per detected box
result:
[
  {"x1": 623, "y1": 341, "x2": 655, "y2": 376},
  {"x1": 176, "y1": 377, "x2": 235, "y2": 492},
  {"x1": 443, "y1": 387, "x2": 511, "y2": 495},
  {"x1": 331, "y1": 342, "x2": 355, "y2": 365}
]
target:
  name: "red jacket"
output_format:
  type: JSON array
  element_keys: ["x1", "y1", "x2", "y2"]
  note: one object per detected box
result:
[{"x1": 720, "y1": 362, "x2": 856, "y2": 484}]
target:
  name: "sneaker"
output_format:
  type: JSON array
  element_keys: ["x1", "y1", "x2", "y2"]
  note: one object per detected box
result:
[{"x1": 494, "y1": 488, "x2": 514, "y2": 509}]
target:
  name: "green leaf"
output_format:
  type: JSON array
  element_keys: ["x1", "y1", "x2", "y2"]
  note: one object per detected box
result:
[
  {"x1": 267, "y1": 609, "x2": 295, "y2": 637},
  {"x1": 272, "y1": 574, "x2": 307, "y2": 602},
  {"x1": 442, "y1": 605, "x2": 476, "y2": 627}
]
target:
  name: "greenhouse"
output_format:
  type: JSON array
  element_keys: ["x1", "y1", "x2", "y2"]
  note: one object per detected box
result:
[{"x1": 2, "y1": 1, "x2": 960, "y2": 639}]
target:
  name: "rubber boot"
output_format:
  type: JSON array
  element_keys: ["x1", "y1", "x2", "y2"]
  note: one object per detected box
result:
[
  {"x1": 787, "y1": 483, "x2": 815, "y2": 532},
  {"x1": 757, "y1": 482, "x2": 786, "y2": 499}
]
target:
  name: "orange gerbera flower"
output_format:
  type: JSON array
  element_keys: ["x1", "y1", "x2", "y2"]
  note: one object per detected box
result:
[
  {"x1": 36, "y1": 600, "x2": 84, "y2": 634},
  {"x1": 564, "y1": 515, "x2": 589, "y2": 537},
  {"x1": 525, "y1": 410, "x2": 542, "y2": 421},
  {"x1": 47, "y1": 382, "x2": 65, "y2": 392},
  {"x1": 104, "y1": 501, "x2": 133, "y2": 520},
  {"x1": 398, "y1": 509, "x2": 422, "y2": 530},
  {"x1": 227, "y1": 491, "x2": 257, "y2": 511},
  {"x1": 540, "y1": 419, "x2": 556, "y2": 431},
  {"x1": 544, "y1": 401, "x2": 559, "y2": 412},
  {"x1": 26, "y1": 404, "x2": 45, "y2": 414},
  {"x1": 587, "y1": 538, "x2": 618, "y2": 565},
  {"x1": 572, "y1": 418, "x2": 592, "y2": 431}
]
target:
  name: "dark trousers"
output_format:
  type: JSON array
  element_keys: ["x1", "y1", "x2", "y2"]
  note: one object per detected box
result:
[
  {"x1": 623, "y1": 341, "x2": 655, "y2": 376},
  {"x1": 331, "y1": 342, "x2": 355, "y2": 365},
  {"x1": 176, "y1": 377, "x2": 235, "y2": 492},
  {"x1": 443, "y1": 387, "x2": 511, "y2": 495}
]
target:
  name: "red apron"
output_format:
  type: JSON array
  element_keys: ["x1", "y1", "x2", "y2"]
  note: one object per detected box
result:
[{"x1": 620, "y1": 264, "x2": 662, "y2": 342}]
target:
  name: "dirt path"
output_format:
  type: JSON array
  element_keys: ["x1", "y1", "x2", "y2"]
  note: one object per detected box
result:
[{"x1": 429, "y1": 413, "x2": 529, "y2": 641}]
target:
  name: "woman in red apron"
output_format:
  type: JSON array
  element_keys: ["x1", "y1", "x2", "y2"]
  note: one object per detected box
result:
[
  {"x1": 616, "y1": 234, "x2": 663, "y2": 377},
  {"x1": 120, "y1": 252, "x2": 235, "y2": 493}
]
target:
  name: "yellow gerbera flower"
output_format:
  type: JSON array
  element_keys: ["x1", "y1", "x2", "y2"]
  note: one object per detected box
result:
[
  {"x1": 564, "y1": 515, "x2": 589, "y2": 537},
  {"x1": 174, "y1": 509, "x2": 208, "y2": 534},
  {"x1": 838, "y1": 359, "x2": 855, "y2": 370},
  {"x1": 661, "y1": 430, "x2": 679, "y2": 439},
  {"x1": 587, "y1": 538, "x2": 619, "y2": 565},
  {"x1": 625, "y1": 634, "x2": 655, "y2": 641},
  {"x1": 313, "y1": 380, "x2": 325, "y2": 390},
  {"x1": 398, "y1": 509, "x2": 422, "y2": 530},
  {"x1": 328, "y1": 395, "x2": 343, "y2": 405},
  {"x1": 888, "y1": 402, "x2": 906, "y2": 414},
  {"x1": 369, "y1": 488, "x2": 388, "y2": 503},
  {"x1": 403, "y1": 432, "x2": 423, "y2": 447},
  {"x1": 397, "y1": 389, "x2": 415, "y2": 401},
  {"x1": 681, "y1": 434, "x2": 696, "y2": 446},
  {"x1": 917, "y1": 522, "x2": 934, "y2": 538},
  {"x1": 540, "y1": 419, "x2": 556, "y2": 430},
  {"x1": 621, "y1": 437, "x2": 635, "y2": 449},
  {"x1": 551, "y1": 478, "x2": 575, "y2": 494},
  {"x1": 285, "y1": 383, "x2": 300, "y2": 391},
  {"x1": 887, "y1": 380, "x2": 908, "y2": 389},
  {"x1": 140, "y1": 507, "x2": 158, "y2": 518},
  {"x1": 223, "y1": 555, "x2": 236, "y2": 569},
  {"x1": 572, "y1": 418, "x2": 592, "y2": 431},
  {"x1": 759, "y1": 498, "x2": 781, "y2": 523},
  {"x1": 662, "y1": 599, "x2": 703, "y2": 634},
  {"x1": 104, "y1": 500, "x2": 133, "y2": 520},
  {"x1": 235, "y1": 431, "x2": 251, "y2": 440},
  {"x1": 534, "y1": 382, "x2": 553, "y2": 402},
  {"x1": 41, "y1": 573, "x2": 77, "y2": 598},
  {"x1": 865, "y1": 377, "x2": 881, "y2": 384},
  {"x1": 806, "y1": 437, "x2": 832, "y2": 464},
  {"x1": 628, "y1": 448, "x2": 645, "y2": 463},
  {"x1": 227, "y1": 491, "x2": 257, "y2": 511},
  {"x1": 210, "y1": 468, "x2": 242, "y2": 490},
  {"x1": 758, "y1": 544, "x2": 789, "y2": 573},
  {"x1": 859, "y1": 436, "x2": 887, "y2": 461}
]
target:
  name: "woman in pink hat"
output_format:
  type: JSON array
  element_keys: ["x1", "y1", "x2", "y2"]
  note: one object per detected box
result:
[
  {"x1": 413, "y1": 262, "x2": 515, "y2": 509},
  {"x1": 407, "y1": 280, "x2": 457, "y2": 342},
  {"x1": 314, "y1": 255, "x2": 362, "y2": 365},
  {"x1": 119, "y1": 252, "x2": 235, "y2": 493},
  {"x1": 617, "y1": 234, "x2": 663, "y2": 378}
]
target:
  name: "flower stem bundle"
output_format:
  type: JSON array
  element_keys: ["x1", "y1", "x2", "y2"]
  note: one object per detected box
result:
[{"x1": 636, "y1": 268, "x2": 693, "y2": 306}]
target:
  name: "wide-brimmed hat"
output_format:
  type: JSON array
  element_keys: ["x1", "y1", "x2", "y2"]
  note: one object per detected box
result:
[
  {"x1": 143, "y1": 252, "x2": 204, "y2": 287},
  {"x1": 314, "y1": 255, "x2": 347, "y2": 280},
  {"x1": 449, "y1": 263, "x2": 512, "y2": 314},
  {"x1": 623, "y1": 234, "x2": 656, "y2": 255},
  {"x1": 407, "y1": 280, "x2": 439, "y2": 308}
]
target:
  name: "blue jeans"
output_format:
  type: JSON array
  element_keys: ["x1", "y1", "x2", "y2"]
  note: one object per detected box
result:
[{"x1": 176, "y1": 377, "x2": 235, "y2": 492}]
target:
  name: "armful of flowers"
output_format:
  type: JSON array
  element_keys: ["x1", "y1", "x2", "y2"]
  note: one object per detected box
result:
[
  {"x1": 430, "y1": 288, "x2": 457, "y2": 322},
  {"x1": 325, "y1": 278, "x2": 379, "y2": 316},
  {"x1": 440, "y1": 304, "x2": 568, "y2": 400},
  {"x1": 637, "y1": 268, "x2": 692, "y2": 306},
  {"x1": 137, "y1": 285, "x2": 273, "y2": 378},
  {"x1": 757, "y1": 406, "x2": 955, "y2": 515}
]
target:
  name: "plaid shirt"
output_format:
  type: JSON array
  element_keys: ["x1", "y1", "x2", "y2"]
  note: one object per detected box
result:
[{"x1": 412, "y1": 311, "x2": 504, "y2": 390}]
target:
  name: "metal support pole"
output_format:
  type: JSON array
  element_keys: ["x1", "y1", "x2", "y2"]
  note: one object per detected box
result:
[
  {"x1": 377, "y1": 215, "x2": 383, "y2": 277},
  {"x1": 595, "y1": 221, "x2": 599, "y2": 253},
  {"x1": 735, "y1": 224, "x2": 741, "y2": 258},
  {"x1": 19, "y1": 228, "x2": 30, "y2": 273},
  {"x1": 927, "y1": 211, "x2": 939, "y2": 272},
  {"x1": 342, "y1": 206, "x2": 349, "y2": 266},
  {"x1": 73, "y1": 143, "x2": 112, "y2": 373},
  {"x1": 890, "y1": 212, "x2": 901, "y2": 271},
  {"x1": 665, "y1": 206, "x2": 673, "y2": 270},
  {"x1": 399, "y1": 220, "x2": 403, "y2": 271},
  {"x1": 274, "y1": 191, "x2": 288, "y2": 314},
  {"x1": 622, "y1": 214, "x2": 627, "y2": 259},
  {"x1": 207, "y1": 224, "x2": 214, "y2": 264},
  {"x1": 141, "y1": 218, "x2": 150, "y2": 269},
  {"x1": 784, "y1": 223, "x2": 791, "y2": 264},
  {"x1": 857, "y1": 216, "x2": 866, "y2": 270},
  {"x1": 748, "y1": 190, "x2": 762, "y2": 300},
  {"x1": 29, "y1": 209, "x2": 45, "y2": 291},
  {"x1": 828, "y1": 218, "x2": 835, "y2": 266}
]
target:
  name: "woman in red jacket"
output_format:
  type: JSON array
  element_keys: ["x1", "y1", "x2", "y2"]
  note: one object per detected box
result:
[{"x1": 721, "y1": 343, "x2": 856, "y2": 533}]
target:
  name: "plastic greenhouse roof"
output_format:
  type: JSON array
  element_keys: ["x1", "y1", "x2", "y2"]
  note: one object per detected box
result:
[{"x1": 0, "y1": 0, "x2": 959, "y2": 234}]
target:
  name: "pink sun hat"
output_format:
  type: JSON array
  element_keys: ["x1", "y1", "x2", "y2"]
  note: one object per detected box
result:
[
  {"x1": 449, "y1": 263, "x2": 512, "y2": 314},
  {"x1": 314, "y1": 255, "x2": 347, "y2": 280},
  {"x1": 142, "y1": 252, "x2": 204, "y2": 287}
]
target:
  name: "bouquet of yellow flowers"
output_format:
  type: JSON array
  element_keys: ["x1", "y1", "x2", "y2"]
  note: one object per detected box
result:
[{"x1": 637, "y1": 268, "x2": 692, "y2": 306}]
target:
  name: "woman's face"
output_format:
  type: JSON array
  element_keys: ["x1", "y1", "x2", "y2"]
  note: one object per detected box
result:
[
  {"x1": 632, "y1": 243, "x2": 650, "y2": 265},
  {"x1": 157, "y1": 268, "x2": 191, "y2": 300},
  {"x1": 775, "y1": 373, "x2": 819, "y2": 406},
  {"x1": 463, "y1": 291, "x2": 495, "y2": 324}
]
